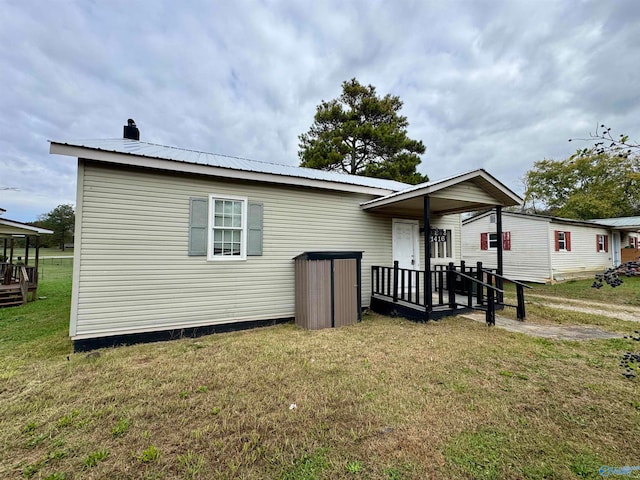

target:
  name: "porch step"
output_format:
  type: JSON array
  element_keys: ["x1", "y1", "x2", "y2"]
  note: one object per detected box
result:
[{"x1": 0, "y1": 285, "x2": 25, "y2": 307}]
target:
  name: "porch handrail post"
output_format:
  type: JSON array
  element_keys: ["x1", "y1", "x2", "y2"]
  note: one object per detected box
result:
[
  {"x1": 393, "y1": 260, "x2": 399, "y2": 303},
  {"x1": 447, "y1": 262, "x2": 456, "y2": 309},
  {"x1": 516, "y1": 284, "x2": 526, "y2": 320},
  {"x1": 476, "y1": 261, "x2": 483, "y2": 305},
  {"x1": 423, "y1": 195, "x2": 432, "y2": 319},
  {"x1": 486, "y1": 288, "x2": 496, "y2": 326},
  {"x1": 371, "y1": 265, "x2": 375, "y2": 297}
]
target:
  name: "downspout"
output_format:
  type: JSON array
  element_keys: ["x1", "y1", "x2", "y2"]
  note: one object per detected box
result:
[{"x1": 424, "y1": 195, "x2": 432, "y2": 320}]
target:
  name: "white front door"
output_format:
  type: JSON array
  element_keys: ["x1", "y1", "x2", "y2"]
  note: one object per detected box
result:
[{"x1": 393, "y1": 219, "x2": 420, "y2": 270}]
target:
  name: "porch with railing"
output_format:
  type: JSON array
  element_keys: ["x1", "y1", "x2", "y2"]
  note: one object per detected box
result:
[
  {"x1": 370, "y1": 261, "x2": 531, "y2": 325},
  {"x1": 0, "y1": 263, "x2": 34, "y2": 307}
]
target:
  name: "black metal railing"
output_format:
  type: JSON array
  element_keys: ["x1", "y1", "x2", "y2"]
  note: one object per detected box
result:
[
  {"x1": 480, "y1": 269, "x2": 532, "y2": 320},
  {"x1": 371, "y1": 261, "x2": 509, "y2": 325}
]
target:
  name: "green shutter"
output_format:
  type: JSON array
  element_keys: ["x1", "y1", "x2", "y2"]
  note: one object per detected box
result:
[
  {"x1": 189, "y1": 197, "x2": 208, "y2": 256},
  {"x1": 247, "y1": 202, "x2": 263, "y2": 256}
]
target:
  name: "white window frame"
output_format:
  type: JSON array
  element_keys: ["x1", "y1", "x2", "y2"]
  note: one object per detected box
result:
[
  {"x1": 597, "y1": 234, "x2": 606, "y2": 252},
  {"x1": 207, "y1": 194, "x2": 248, "y2": 261},
  {"x1": 557, "y1": 231, "x2": 567, "y2": 251}
]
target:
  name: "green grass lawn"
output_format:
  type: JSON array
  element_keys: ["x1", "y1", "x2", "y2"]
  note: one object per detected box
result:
[
  {"x1": 38, "y1": 248, "x2": 75, "y2": 258},
  {"x1": 1, "y1": 269, "x2": 639, "y2": 479}
]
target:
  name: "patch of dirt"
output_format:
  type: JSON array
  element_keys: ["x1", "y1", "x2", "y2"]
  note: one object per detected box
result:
[
  {"x1": 526, "y1": 294, "x2": 640, "y2": 323},
  {"x1": 460, "y1": 313, "x2": 622, "y2": 341}
]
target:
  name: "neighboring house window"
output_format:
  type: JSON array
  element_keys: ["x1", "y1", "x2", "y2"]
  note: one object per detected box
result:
[
  {"x1": 554, "y1": 230, "x2": 571, "y2": 252},
  {"x1": 480, "y1": 232, "x2": 511, "y2": 251},
  {"x1": 209, "y1": 195, "x2": 247, "y2": 260},
  {"x1": 596, "y1": 234, "x2": 609, "y2": 253},
  {"x1": 630, "y1": 236, "x2": 638, "y2": 249},
  {"x1": 488, "y1": 233, "x2": 498, "y2": 249},
  {"x1": 430, "y1": 229, "x2": 453, "y2": 258}
]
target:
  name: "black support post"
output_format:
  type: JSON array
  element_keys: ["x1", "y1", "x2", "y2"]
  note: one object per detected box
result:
[
  {"x1": 495, "y1": 206, "x2": 504, "y2": 304},
  {"x1": 423, "y1": 195, "x2": 432, "y2": 320},
  {"x1": 476, "y1": 261, "x2": 483, "y2": 305}
]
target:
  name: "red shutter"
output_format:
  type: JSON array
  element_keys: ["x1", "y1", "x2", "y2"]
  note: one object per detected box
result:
[
  {"x1": 604, "y1": 235, "x2": 609, "y2": 253},
  {"x1": 480, "y1": 232, "x2": 488, "y2": 250},
  {"x1": 596, "y1": 234, "x2": 600, "y2": 252},
  {"x1": 566, "y1": 231, "x2": 572, "y2": 252},
  {"x1": 554, "y1": 231, "x2": 560, "y2": 251},
  {"x1": 502, "y1": 232, "x2": 511, "y2": 251}
]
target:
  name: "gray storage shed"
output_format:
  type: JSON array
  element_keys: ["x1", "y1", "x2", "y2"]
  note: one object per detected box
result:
[{"x1": 294, "y1": 251, "x2": 363, "y2": 330}]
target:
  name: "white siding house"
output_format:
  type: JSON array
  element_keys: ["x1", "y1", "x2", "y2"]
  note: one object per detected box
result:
[
  {"x1": 51, "y1": 137, "x2": 521, "y2": 349},
  {"x1": 462, "y1": 211, "x2": 639, "y2": 283}
]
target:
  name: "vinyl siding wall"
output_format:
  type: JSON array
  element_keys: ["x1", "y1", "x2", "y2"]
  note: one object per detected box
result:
[
  {"x1": 549, "y1": 223, "x2": 612, "y2": 279},
  {"x1": 72, "y1": 161, "x2": 400, "y2": 339},
  {"x1": 462, "y1": 213, "x2": 551, "y2": 283}
]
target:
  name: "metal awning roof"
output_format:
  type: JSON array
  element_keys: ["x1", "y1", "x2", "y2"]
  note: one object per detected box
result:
[
  {"x1": 590, "y1": 216, "x2": 640, "y2": 230},
  {"x1": 360, "y1": 169, "x2": 522, "y2": 216},
  {"x1": 0, "y1": 218, "x2": 53, "y2": 237}
]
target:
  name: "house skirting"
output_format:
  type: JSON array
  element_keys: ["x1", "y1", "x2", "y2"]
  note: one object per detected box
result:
[{"x1": 72, "y1": 317, "x2": 293, "y2": 352}]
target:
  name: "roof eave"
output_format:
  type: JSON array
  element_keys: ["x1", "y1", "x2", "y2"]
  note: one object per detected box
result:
[
  {"x1": 50, "y1": 141, "x2": 400, "y2": 197},
  {"x1": 361, "y1": 169, "x2": 522, "y2": 211}
]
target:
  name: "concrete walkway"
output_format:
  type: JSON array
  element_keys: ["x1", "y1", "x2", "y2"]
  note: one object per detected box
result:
[{"x1": 460, "y1": 313, "x2": 622, "y2": 340}]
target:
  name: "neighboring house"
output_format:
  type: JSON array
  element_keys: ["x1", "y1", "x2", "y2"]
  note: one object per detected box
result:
[
  {"x1": 590, "y1": 217, "x2": 640, "y2": 264},
  {"x1": 50, "y1": 133, "x2": 521, "y2": 350},
  {"x1": 462, "y1": 211, "x2": 640, "y2": 283},
  {"x1": 1, "y1": 209, "x2": 53, "y2": 306}
]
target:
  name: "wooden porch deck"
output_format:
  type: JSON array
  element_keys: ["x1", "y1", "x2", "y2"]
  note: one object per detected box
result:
[
  {"x1": 0, "y1": 263, "x2": 37, "y2": 307},
  {"x1": 370, "y1": 291, "x2": 484, "y2": 321}
]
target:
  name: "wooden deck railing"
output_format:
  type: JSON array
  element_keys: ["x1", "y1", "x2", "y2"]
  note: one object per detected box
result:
[{"x1": 19, "y1": 266, "x2": 29, "y2": 304}]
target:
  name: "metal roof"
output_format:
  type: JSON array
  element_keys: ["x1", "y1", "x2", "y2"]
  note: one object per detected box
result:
[
  {"x1": 361, "y1": 169, "x2": 522, "y2": 215},
  {"x1": 49, "y1": 138, "x2": 410, "y2": 192},
  {"x1": 0, "y1": 218, "x2": 53, "y2": 236},
  {"x1": 464, "y1": 211, "x2": 640, "y2": 230},
  {"x1": 590, "y1": 217, "x2": 640, "y2": 228}
]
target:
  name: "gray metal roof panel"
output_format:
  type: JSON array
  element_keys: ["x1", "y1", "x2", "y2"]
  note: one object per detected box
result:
[
  {"x1": 590, "y1": 217, "x2": 640, "y2": 228},
  {"x1": 51, "y1": 138, "x2": 411, "y2": 192}
]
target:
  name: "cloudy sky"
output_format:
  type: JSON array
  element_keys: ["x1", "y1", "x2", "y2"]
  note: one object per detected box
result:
[{"x1": 1, "y1": 0, "x2": 639, "y2": 222}]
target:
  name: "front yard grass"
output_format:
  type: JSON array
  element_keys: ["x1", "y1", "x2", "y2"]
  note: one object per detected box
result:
[{"x1": 1, "y1": 269, "x2": 638, "y2": 479}]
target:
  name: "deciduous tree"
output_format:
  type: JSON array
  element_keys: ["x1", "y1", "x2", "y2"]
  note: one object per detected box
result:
[
  {"x1": 523, "y1": 154, "x2": 640, "y2": 219},
  {"x1": 35, "y1": 204, "x2": 75, "y2": 250},
  {"x1": 299, "y1": 78, "x2": 428, "y2": 184},
  {"x1": 570, "y1": 124, "x2": 639, "y2": 159}
]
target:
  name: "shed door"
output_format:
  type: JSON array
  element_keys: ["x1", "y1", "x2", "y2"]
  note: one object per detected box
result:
[{"x1": 333, "y1": 259, "x2": 358, "y2": 327}]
